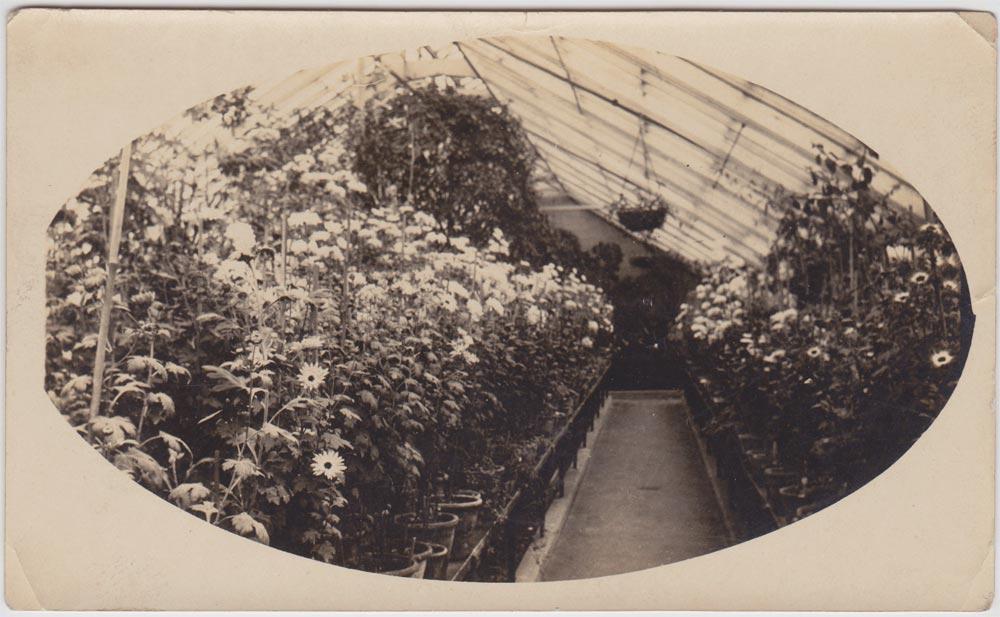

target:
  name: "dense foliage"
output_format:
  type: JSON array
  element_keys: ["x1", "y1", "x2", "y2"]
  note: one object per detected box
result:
[
  {"x1": 347, "y1": 80, "x2": 613, "y2": 281},
  {"x1": 45, "y1": 84, "x2": 612, "y2": 568},
  {"x1": 673, "y1": 146, "x2": 968, "y2": 514}
]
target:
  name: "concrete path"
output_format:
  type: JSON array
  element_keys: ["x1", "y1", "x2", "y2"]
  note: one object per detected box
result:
[{"x1": 538, "y1": 390, "x2": 731, "y2": 581}]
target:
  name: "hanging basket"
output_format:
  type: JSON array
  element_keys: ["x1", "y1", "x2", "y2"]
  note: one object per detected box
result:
[{"x1": 615, "y1": 195, "x2": 670, "y2": 232}]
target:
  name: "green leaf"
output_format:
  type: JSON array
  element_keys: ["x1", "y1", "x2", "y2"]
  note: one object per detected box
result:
[
  {"x1": 260, "y1": 422, "x2": 298, "y2": 446},
  {"x1": 164, "y1": 362, "x2": 191, "y2": 381},
  {"x1": 202, "y1": 365, "x2": 249, "y2": 393},
  {"x1": 230, "y1": 512, "x2": 270, "y2": 545},
  {"x1": 125, "y1": 355, "x2": 168, "y2": 379},
  {"x1": 339, "y1": 407, "x2": 361, "y2": 424},
  {"x1": 147, "y1": 392, "x2": 175, "y2": 415},
  {"x1": 89, "y1": 415, "x2": 136, "y2": 447},
  {"x1": 60, "y1": 374, "x2": 92, "y2": 397},
  {"x1": 113, "y1": 447, "x2": 168, "y2": 489},
  {"x1": 322, "y1": 432, "x2": 353, "y2": 451},
  {"x1": 196, "y1": 409, "x2": 224, "y2": 425},
  {"x1": 222, "y1": 457, "x2": 262, "y2": 482},
  {"x1": 169, "y1": 482, "x2": 211, "y2": 507},
  {"x1": 262, "y1": 485, "x2": 292, "y2": 505},
  {"x1": 190, "y1": 501, "x2": 219, "y2": 522},
  {"x1": 314, "y1": 541, "x2": 336, "y2": 562},
  {"x1": 359, "y1": 390, "x2": 378, "y2": 409},
  {"x1": 72, "y1": 334, "x2": 98, "y2": 351},
  {"x1": 158, "y1": 430, "x2": 189, "y2": 454}
]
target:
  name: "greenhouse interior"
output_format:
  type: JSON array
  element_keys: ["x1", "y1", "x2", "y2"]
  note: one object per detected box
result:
[{"x1": 45, "y1": 37, "x2": 972, "y2": 582}]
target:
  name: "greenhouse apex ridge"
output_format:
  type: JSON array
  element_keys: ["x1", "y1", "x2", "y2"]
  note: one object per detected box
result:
[{"x1": 160, "y1": 36, "x2": 930, "y2": 266}]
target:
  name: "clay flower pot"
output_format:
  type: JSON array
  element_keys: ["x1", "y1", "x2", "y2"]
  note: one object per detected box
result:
[
  {"x1": 410, "y1": 541, "x2": 434, "y2": 579},
  {"x1": 361, "y1": 553, "x2": 421, "y2": 578},
  {"x1": 437, "y1": 490, "x2": 484, "y2": 560},
  {"x1": 422, "y1": 542, "x2": 450, "y2": 580},
  {"x1": 395, "y1": 511, "x2": 460, "y2": 556}
]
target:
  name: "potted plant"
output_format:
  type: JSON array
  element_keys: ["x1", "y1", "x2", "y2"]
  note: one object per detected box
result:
[
  {"x1": 409, "y1": 540, "x2": 435, "y2": 579},
  {"x1": 350, "y1": 512, "x2": 424, "y2": 578},
  {"x1": 437, "y1": 489, "x2": 484, "y2": 561},
  {"x1": 359, "y1": 553, "x2": 422, "y2": 578},
  {"x1": 422, "y1": 542, "x2": 450, "y2": 580},
  {"x1": 394, "y1": 509, "x2": 460, "y2": 557},
  {"x1": 613, "y1": 193, "x2": 670, "y2": 233}
]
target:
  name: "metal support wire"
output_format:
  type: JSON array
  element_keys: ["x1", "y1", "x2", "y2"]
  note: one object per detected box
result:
[
  {"x1": 452, "y1": 41, "x2": 576, "y2": 203},
  {"x1": 551, "y1": 36, "x2": 584, "y2": 115},
  {"x1": 550, "y1": 37, "x2": 614, "y2": 195},
  {"x1": 482, "y1": 38, "x2": 713, "y2": 158},
  {"x1": 712, "y1": 122, "x2": 746, "y2": 190},
  {"x1": 458, "y1": 41, "x2": 780, "y2": 240}
]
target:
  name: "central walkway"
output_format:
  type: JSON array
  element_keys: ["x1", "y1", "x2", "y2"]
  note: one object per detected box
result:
[{"x1": 538, "y1": 390, "x2": 732, "y2": 581}]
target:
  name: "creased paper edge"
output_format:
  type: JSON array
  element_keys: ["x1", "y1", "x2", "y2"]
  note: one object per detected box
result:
[{"x1": 6, "y1": 542, "x2": 44, "y2": 610}]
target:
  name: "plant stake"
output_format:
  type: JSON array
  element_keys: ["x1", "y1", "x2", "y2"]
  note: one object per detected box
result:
[{"x1": 89, "y1": 142, "x2": 133, "y2": 418}]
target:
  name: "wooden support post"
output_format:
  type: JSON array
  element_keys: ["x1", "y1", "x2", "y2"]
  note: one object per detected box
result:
[{"x1": 89, "y1": 142, "x2": 132, "y2": 419}]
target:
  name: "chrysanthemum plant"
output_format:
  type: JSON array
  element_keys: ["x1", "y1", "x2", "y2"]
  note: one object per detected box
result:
[
  {"x1": 674, "y1": 145, "x2": 967, "y2": 504},
  {"x1": 46, "y1": 84, "x2": 615, "y2": 570}
]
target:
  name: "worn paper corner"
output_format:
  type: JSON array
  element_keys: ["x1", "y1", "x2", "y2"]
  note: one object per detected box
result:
[
  {"x1": 958, "y1": 11, "x2": 998, "y2": 47},
  {"x1": 5, "y1": 542, "x2": 44, "y2": 610}
]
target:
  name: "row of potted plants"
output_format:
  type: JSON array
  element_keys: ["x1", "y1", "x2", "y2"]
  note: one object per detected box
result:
[
  {"x1": 45, "y1": 80, "x2": 615, "y2": 576},
  {"x1": 671, "y1": 145, "x2": 967, "y2": 528}
]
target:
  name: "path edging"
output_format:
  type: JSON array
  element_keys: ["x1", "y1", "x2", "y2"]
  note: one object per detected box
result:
[{"x1": 513, "y1": 394, "x2": 614, "y2": 582}]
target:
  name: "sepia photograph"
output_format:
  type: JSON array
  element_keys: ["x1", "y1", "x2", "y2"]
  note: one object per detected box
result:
[{"x1": 8, "y1": 9, "x2": 995, "y2": 610}]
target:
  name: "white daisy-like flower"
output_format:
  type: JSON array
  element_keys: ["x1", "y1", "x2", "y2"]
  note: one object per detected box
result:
[
  {"x1": 299, "y1": 171, "x2": 335, "y2": 185},
  {"x1": 485, "y1": 297, "x2": 504, "y2": 316},
  {"x1": 292, "y1": 153, "x2": 316, "y2": 171},
  {"x1": 806, "y1": 346, "x2": 823, "y2": 359},
  {"x1": 296, "y1": 336, "x2": 323, "y2": 351},
  {"x1": 145, "y1": 224, "x2": 164, "y2": 242},
  {"x1": 310, "y1": 450, "x2": 347, "y2": 481},
  {"x1": 288, "y1": 211, "x2": 323, "y2": 228},
  {"x1": 310, "y1": 230, "x2": 331, "y2": 243},
  {"x1": 936, "y1": 252, "x2": 961, "y2": 269},
  {"x1": 910, "y1": 271, "x2": 930, "y2": 285},
  {"x1": 466, "y1": 299, "x2": 484, "y2": 320},
  {"x1": 226, "y1": 221, "x2": 256, "y2": 256},
  {"x1": 885, "y1": 245, "x2": 914, "y2": 263},
  {"x1": 447, "y1": 281, "x2": 471, "y2": 299},
  {"x1": 526, "y1": 305, "x2": 541, "y2": 325},
  {"x1": 943, "y1": 279, "x2": 960, "y2": 292},
  {"x1": 919, "y1": 223, "x2": 942, "y2": 235},
  {"x1": 931, "y1": 350, "x2": 955, "y2": 368},
  {"x1": 893, "y1": 291, "x2": 910, "y2": 303},
  {"x1": 297, "y1": 362, "x2": 328, "y2": 391}
]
